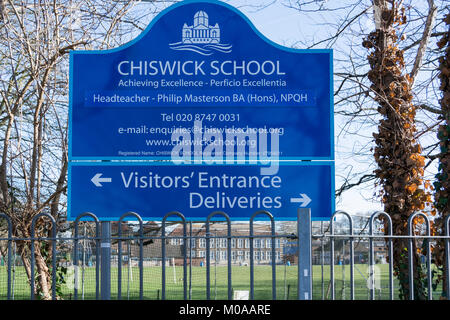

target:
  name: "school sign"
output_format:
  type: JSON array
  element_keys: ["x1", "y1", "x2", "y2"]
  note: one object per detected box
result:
[{"x1": 68, "y1": 0, "x2": 334, "y2": 220}]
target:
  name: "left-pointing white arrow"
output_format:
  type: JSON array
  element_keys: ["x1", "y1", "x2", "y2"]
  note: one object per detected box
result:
[{"x1": 91, "y1": 173, "x2": 112, "y2": 187}]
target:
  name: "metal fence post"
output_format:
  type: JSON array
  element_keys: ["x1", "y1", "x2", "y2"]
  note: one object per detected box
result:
[
  {"x1": 369, "y1": 212, "x2": 393, "y2": 300},
  {"x1": 30, "y1": 213, "x2": 57, "y2": 300},
  {"x1": 320, "y1": 221, "x2": 325, "y2": 300},
  {"x1": 162, "y1": 211, "x2": 187, "y2": 300},
  {"x1": 74, "y1": 212, "x2": 100, "y2": 300},
  {"x1": 250, "y1": 211, "x2": 276, "y2": 300},
  {"x1": 101, "y1": 221, "x2": 111, "y2": 300},
  {"x1": 298, "y1": 208, "x2": 312, "y2": 300},
  {"x1": 0, "y1": 214, "x2": 12, "y2": 300},
  {"x1": 117, "y1": 212, "x2": 144, "y2": 300},
  {"x1": 189, "y1": 221, "x2": 193, "y2": 300},
  {"x1": 407, "y1": 213, "x2": 432, "y2": 300},
  {"x1": 445, "y1": 216, "x2": 450, "y2": 299},
  {"x1": 206, "y1": 212, "x2": 231, "y2": 300}
]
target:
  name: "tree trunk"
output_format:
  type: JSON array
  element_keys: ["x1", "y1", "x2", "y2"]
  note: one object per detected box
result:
[
  {"x1": 364, "y1": 1, "x2": 430, "y2": 299},
  {"x1": 16, "y1": 231, "x2": 52, "y2": 299},
  {"x1": 16, "y1": 240, "x2": 33, "y2": 294},
  {"x1": 33, "y1": 244, "x2": 52, "y2": 300},
  {"x1": 434, "y1": 13, "x2": 450, "y2": 299}
]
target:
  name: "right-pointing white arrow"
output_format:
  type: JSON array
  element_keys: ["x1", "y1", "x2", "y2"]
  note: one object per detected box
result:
[
  {"x1": 91, "y1": 173, "x2": 112, "y2": 187},
  {"x1": 290, "y1": 193, "x2": 312, "y2": 207}
]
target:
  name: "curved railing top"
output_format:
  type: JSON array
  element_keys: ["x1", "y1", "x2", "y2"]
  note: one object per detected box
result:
[
  {"x1": 407, "y1": 212, "x2": 431, "y2": 236},
  {"x1": 30, "y1": 212, "x2": 57, "y2": 237},
  {"x1": 118, "y1": 211, "x2": 144, "y2": 236},
  {"x1": 250, "y1": 210, "x2": 275, "y2": 235},
  {"x1": 330, "y1": 210, "x2": 353, "y2": 234},
  {"x1": 369, "y1": 211, "x2": 393, "y2": 235},
  {"x1": 250, "y1": 210, "x2": 274, "y2": 222},
  {"x1": 0, "y1": 213, "x2": 12, "y2": 236},
  {"x1": 162, "y1": 211, "x2": 186, "y2": 223},
  {"x1": 22, "y1": 209, "x2": 449, "y2": 238},
  {"x1": 162, "y1": 211, "x2": 186, "y2": 236},
  {"x1": 74, "y1": 212, "x2": 100, "y2": 236},
  {"x1": 206, "y1": 211, "x2": 231, "y2": 223},
  {"x1": 446, "y1": 215, "x2": 450, "y2": 236},
  {"x1": 206, "y1": 211, "x2": 231, "y2": 236},
  {"x1": 75, "y1": 212, "x2": 100, "y2": 223}
]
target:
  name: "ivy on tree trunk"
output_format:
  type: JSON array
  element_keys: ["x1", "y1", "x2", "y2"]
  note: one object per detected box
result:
[
  {"x1": 434, "y1": 13, "x2": 450, "y2": 299},
  {"x1": 363, "y1": 1, "x2": 431, "y2": 300}
]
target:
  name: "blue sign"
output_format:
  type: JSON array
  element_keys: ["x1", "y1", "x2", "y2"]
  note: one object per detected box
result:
[
  {"x1": 69, "y1": 0, "x2": 333, "y2": 160},
  {"x1": 68, "y1": 162, "x2": 335, "y2": 221}
]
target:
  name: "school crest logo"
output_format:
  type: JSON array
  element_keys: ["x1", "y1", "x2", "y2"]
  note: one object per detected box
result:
[{"x1": 169, "y1": 11, "x2": 232, "y2": 56}]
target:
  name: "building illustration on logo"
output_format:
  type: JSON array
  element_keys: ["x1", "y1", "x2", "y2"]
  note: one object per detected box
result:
[
  {"x1": 170, "y1": 10, "x2": 232, "y2": 56},
  {"x1": 182, "y1": 11, "x2": 220, "y2": 44}
]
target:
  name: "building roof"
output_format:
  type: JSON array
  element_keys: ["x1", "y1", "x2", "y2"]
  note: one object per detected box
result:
[
  {"x1": 194, "y1": 11, "x2": 208, "y2": 19},
  {"x1": 168, "y1": 222, "x2": 278, "y2": 237}
]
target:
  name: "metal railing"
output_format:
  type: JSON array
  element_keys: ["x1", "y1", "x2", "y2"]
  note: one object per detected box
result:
[{"x1": 0, "y1": 210, "x2": 449, "y2": 300}]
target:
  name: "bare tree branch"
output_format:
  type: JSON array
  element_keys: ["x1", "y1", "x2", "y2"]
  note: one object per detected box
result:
[{"x1": 409, "y1": 0, "x2": 438, "y2": 86}]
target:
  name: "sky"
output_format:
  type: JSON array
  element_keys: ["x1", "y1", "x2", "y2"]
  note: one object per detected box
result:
[
  {"x1": 218, "y1": 0, "x2": 384, "y2": 214},
  {"x1": 132, "y1": 0, "x2": 438, "y2": 216},
  {"x1": 219, "y1": 0, "x2": 439, "y2": 215}
]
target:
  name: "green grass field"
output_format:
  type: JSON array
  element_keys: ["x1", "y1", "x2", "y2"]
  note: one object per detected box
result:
[{"x1": 0, "y1": 264, "x2": 444, "y2": 300}]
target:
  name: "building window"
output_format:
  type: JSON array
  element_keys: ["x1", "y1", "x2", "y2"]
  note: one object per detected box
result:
[
  {"x1": 231, "y1": 239, "x2": 236, "y2": 248},
  {"x1": 220, "y1": 238, "x2": 227, "y2": 248},
  {"x1": 266, "y1": 239, "x2": 271, "y2": 248},
  {"x1": 199, "y1": 239, "x2": 206, "y2": 248},
  {"x1": 198, "y1": 251, "x2": 205, "y2": 258},
  {"x1": 238, "y1": 239, "x2": 244, "y2": 248},
  {"x1": 255, "y1": 251, "x2": 260, "y2": 261},
  {"x1": 267, "y1": 251, "x2": 272, "y2": 261},
  {"x1": 261, "y1": 251, "x2": 266, "y2": 261},
  {"x1": 260, "y1": 239, "x2": 265, "y2": 249},
  {"x1": 215, "y1": 249, "x2": 220, "y2": 261},
  {"x1": 171, "y1": 238, "x2": 184, "y2": 245},
  {"x1": 190, "y1": 239, "x2": 196, "y2": 248},
  {"x1": 254, "y1": 239, "x2": 260, "y2": 249},
  {"x1": 275, "y1": 239, "x2": 281, "y2": 249},
  {"x1": 231, "y1": 251, "x2": 236, "y2": 261},
  {"x1": 209, "y1": 238, "x2": 215, "y2": 248},
  {"x1": 245, "y1": 239, "x2": 250, "y2": 248},
  {"x1": 245, "y1": 251, "x2": 250, "y2": 261},
  {"x1": 276, "y1": 252, "x2": 281, "y2": 261},
  {"x1": 221, "y1": 251, "x2": 227, "y2": 261},
  {"x1": 210, "y1": 251, "x2": 215, "y2": 260}
]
